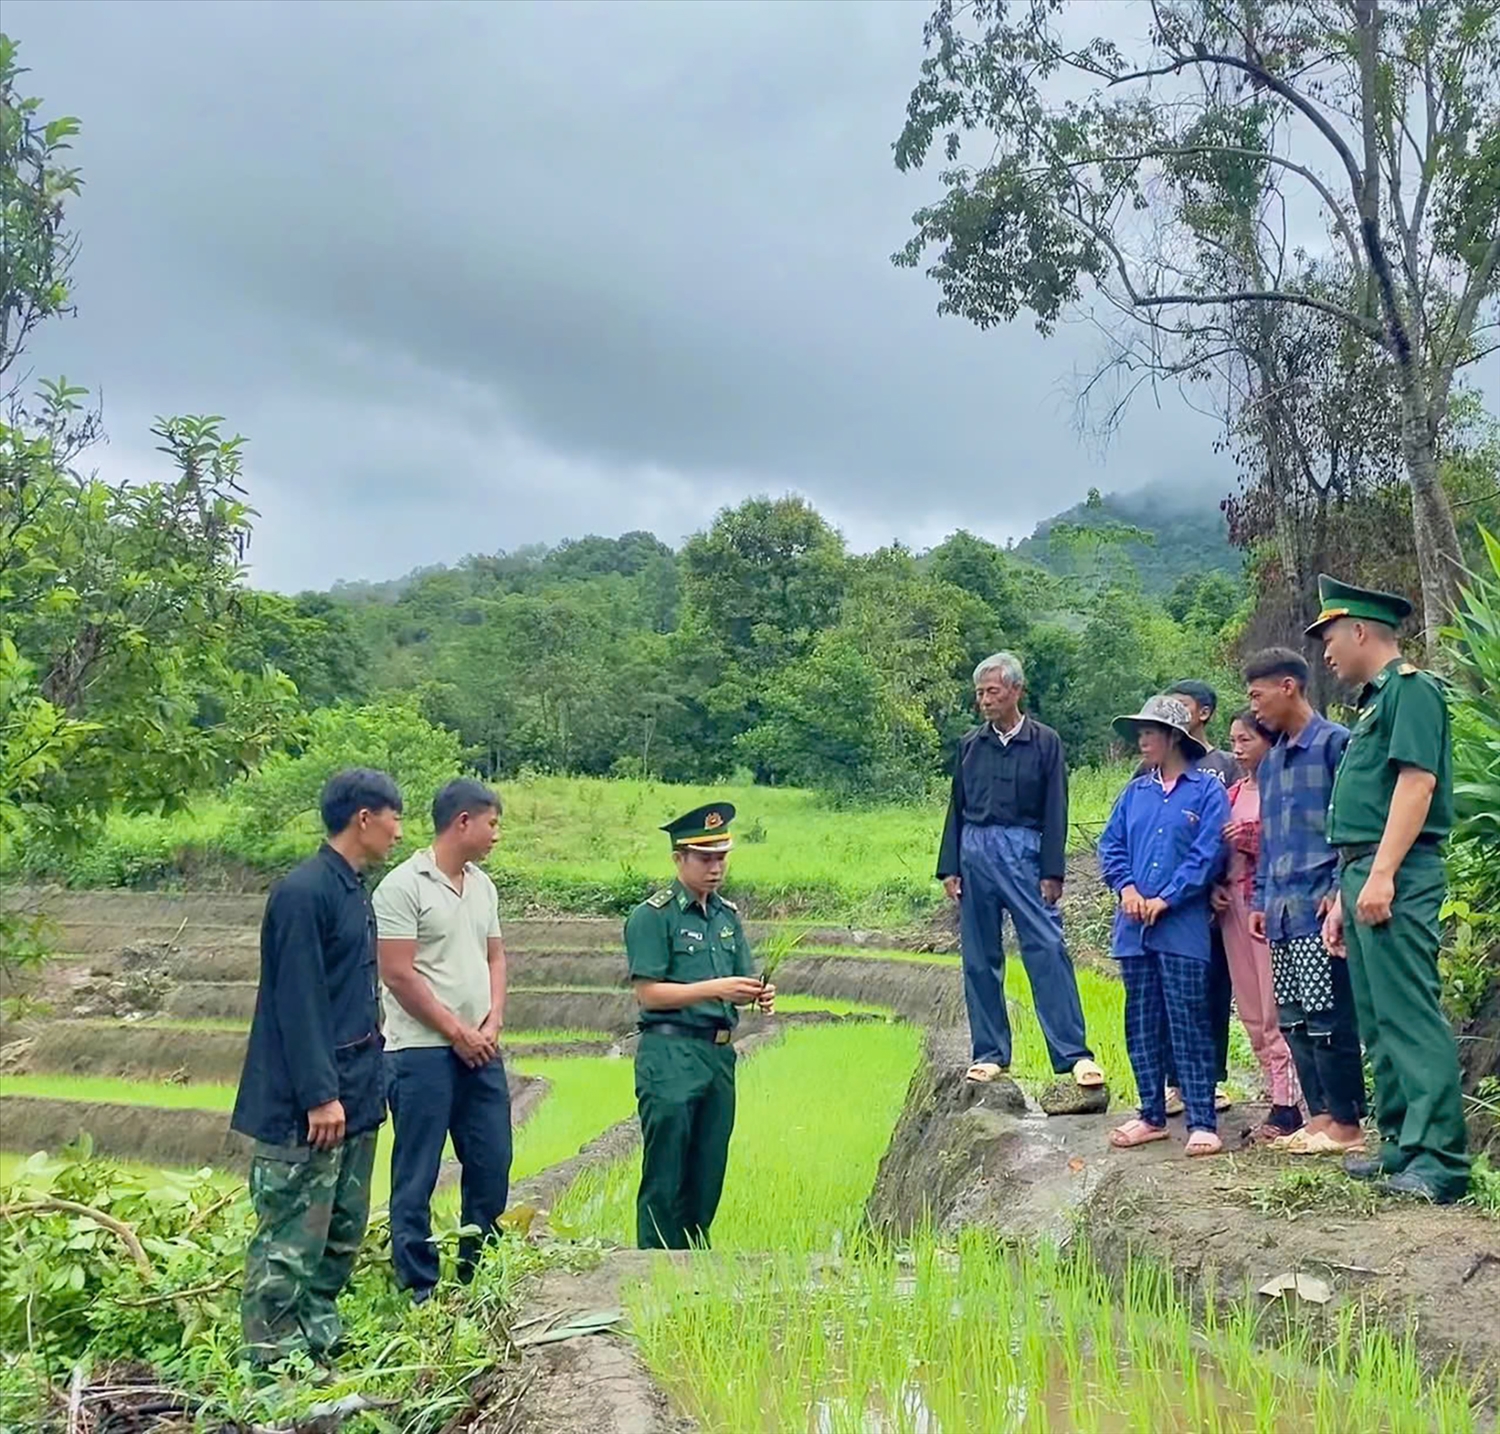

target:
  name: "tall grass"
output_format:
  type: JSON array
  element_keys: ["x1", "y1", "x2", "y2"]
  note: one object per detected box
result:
[
  {"x1": 629, "y1": 1230, "x2": 1480, "y2": 1432},
  {"x1": 4, "y1": 766, "x2": 1133, "y2": 919},
  {"x1": 553, "y1": 1022, "x2": 923, "y2": 1248}
]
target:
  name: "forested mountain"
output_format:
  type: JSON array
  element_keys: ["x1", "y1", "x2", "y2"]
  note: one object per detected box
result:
[{"x1": 1012, "y1": 483, "x2": 1241, "y2": 595}]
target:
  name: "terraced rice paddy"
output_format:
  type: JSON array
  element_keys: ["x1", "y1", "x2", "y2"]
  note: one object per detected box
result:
[{"x1": 553, "y1": 1022, "x2": 924, "y2": 1248}]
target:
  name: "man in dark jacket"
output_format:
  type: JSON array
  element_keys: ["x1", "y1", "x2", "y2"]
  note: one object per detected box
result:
[
  {"x1": 231, "y1": 768, "x2": 403, "y2": 1369},
  {"x1": 937, "y1": 653, "x2": 1104, "y2": 1107}
]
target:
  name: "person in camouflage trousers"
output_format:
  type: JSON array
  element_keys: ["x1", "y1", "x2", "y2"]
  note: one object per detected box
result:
[
  {"x1": 242, "y1": 1132, "x2": 379, "y2": 1360},
  {"x1": 231, "y1": 770, "x2": 403, "y2": 1368}
]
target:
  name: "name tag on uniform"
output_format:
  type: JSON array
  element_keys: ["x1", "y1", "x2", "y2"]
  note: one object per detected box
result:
[{"x1": 682, "y1": 930, "x2": 705, "y2": 942}]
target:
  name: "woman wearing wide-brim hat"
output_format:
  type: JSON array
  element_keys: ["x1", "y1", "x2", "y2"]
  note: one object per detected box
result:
[{"x1": 1098, "y1": 696, "x2": 1231, "y2": 1157}]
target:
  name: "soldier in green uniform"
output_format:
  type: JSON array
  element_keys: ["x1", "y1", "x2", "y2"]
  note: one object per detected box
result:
[
  {"x1": 625, "y1": 802, "x2": 774, "y2": 1249},
  {"x1": 1311, "y1": 576, "x2": 1470, "y2": 1203}
]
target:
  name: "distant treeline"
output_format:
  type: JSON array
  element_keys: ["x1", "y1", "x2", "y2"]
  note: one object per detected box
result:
[{"x1": 229, "y1": 492, "x2": 1246, "y2": 796}]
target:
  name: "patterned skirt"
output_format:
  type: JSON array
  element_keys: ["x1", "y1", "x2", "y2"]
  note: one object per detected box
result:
[{"x1": 1269, "y1": 934, "x2": 1335, "y2": 1017}]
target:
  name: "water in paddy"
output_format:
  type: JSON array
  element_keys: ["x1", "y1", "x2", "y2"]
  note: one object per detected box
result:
[{"x1": 630, "y1": 1235, "x2": 1480, "y2": 1433}]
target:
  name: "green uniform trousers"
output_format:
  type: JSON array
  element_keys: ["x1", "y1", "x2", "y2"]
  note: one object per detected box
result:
[
  {"x1": 1340, "y1": 851, "x2": 1470, "y2": 1200},
  {"x1": 241, "y1": 1129, "x2": 378, "y2": 1365},
  {"x1": 635, "y1": 1032, "x2": 736, "y2": 1249}
]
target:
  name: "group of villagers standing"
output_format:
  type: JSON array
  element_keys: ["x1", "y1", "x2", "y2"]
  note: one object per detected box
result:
[{"x1": 938, "y1": 575, "x2": 1470, "y2": 1203}]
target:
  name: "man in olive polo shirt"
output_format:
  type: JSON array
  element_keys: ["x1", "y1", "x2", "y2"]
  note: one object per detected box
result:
[
  {"x1": 1314, "y1": 575, "x2": 1470, "y2": 1203},
  {"x1": 374, "y1": 778, "x2": 511, "y2": 1298},
  {"x1": 626, "y1": 802, "x2": 774, "y2": 1249}
]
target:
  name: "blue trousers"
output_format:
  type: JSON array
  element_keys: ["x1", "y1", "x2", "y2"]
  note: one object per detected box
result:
[
  {"x1": 958, "y1": 824, "x2": 1092, "y2": 1072},
  {"x1": 387, "y1": 1046, "x2": 512, "y2": 1293},
  {"x1": 1120, "y1": 952, "x2": 1216, "y2": 1132}
]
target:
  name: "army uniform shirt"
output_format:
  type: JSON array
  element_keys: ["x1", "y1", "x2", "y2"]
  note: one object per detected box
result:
[
  {"x1": 625, "y1": 881, "x2": 754, "y2": 1030},
  {"x1": 1327, "y1": 659, "x2": 1453, "y2": 848}
]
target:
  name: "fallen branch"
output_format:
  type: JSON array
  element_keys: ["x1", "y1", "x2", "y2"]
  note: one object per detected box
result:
[
  {"x1": 66, "y1": 1365, "x2": 84, "y2": 1434},
  {"x1": 0, "y1": 1200, "x2": 154, "y2": 1279},
  {"x1": 112, "y1": 1273, "x2": 238, "y2": 1309}
]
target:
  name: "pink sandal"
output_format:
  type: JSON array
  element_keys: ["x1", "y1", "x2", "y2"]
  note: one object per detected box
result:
[
  {"x1": 1185, "y1": 1130, "x2": 1224, "y2": 1158},
  {"x1": 1109, "y1": 1118, "x2": 1170, "y2": 1149}
]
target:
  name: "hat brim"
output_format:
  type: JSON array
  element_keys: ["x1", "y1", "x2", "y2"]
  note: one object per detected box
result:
[
  {"x1": 1303, "y1": 609, "x2": 1347, "y2": 638},
  {"x1": 1112, "y1": 713, "x2": 1207, "y2": 761},
  {"x1": 675, "y1": 836, "x2": 733, "y2": 854}
]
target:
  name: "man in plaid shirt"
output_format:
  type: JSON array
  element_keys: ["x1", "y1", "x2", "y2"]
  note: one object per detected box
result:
[{"x1": 1245, "y1": 648, "x2": 1367, "y2": 1154}]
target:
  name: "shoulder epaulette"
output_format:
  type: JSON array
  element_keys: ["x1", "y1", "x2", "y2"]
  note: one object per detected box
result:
[
  {"x1": 645, "y1": 888, "x2": 673, "y2": 909},
  {"x1": 1398, "y1": 662, "x2": 1420, "y2": 676},
  {"x1": 719, "y1": 896, "x2": 738, "y2": 912}
]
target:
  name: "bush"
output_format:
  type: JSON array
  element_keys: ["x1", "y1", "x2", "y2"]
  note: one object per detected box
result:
[{"x1": 232, "y1": 700, "x2": 465, "y2": 841}]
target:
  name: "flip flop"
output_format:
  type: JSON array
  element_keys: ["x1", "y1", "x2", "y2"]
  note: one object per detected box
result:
[
  {"x1": 1185, "y1": 1130, "x2": 1224, "y2": 1158},
  {"x1": 965, "y1": 1062, "x2": 1008, "y2": 1083},
  {"x1": 1273, "y1": 1129, "x2": 1366, "y2": 1156},
  {"x1": 1214, "y1": 1087, "x2": 1233, "y2": 1111},
  {"x1": 1164, "y1": 1088, "x2": 1185, "y2": 1117},
  {"x1": 1109, "y1": 1118, "x2": 1170, "y2": 1149},
  {"x1": 1072, "y1": 1058, "x2": 1105, "y2": 1089}
]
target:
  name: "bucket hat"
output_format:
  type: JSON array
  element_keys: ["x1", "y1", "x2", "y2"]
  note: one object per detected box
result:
[{"x1": 1112, "y1": 694, "x2": 1207, "y2": 761}]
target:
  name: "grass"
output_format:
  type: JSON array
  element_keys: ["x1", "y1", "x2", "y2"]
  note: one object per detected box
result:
[
  {"x1": 0, "y1": 1073, "x2": 238, "y2": 1108},
  {"x1": 628, "y1": 1230, "x2": 1483, "y2": 1432},
  {"x1": 5, "y1": 766, "x2": 1132, "y2": 920},
  {"x1": 769, "y1": 995, "x2": 893, "y2": 1016},
  {"x1": 552, "y1": 1022, "x2": 923, "y2": 1248}
]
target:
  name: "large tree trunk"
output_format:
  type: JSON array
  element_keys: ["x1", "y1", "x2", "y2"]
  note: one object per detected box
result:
[{"x1": 1399, "y1": 381, "x2": 1465, "y2": 660}]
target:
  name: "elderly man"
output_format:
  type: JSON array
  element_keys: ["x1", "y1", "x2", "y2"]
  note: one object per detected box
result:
[{"x1": 937, "y1": 652, "x2": 1104, "y2": 1102}]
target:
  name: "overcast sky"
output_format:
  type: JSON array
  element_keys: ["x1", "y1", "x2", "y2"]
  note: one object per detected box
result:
[{"x1": 8, "y1": 0, "x2": 1229, "y2": 593}]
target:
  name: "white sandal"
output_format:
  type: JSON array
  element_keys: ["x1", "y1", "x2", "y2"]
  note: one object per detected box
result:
[{"x1": 965, "y1": 1062, "x2": 1008, "y2": 1083}]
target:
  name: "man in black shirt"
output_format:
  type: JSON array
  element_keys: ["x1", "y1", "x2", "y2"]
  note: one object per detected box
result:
[
  {"x1": 937, "y1": 653, "x2": 1104, "y2": 1103},
  {"x1": 232, "y1": 768, "x2": 403, "y2": 1370}
]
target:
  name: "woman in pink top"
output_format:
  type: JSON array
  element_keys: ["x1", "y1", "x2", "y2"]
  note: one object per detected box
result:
[{"x1": 1215, "y1": 710, "x2": 1304, "y2": 1141}]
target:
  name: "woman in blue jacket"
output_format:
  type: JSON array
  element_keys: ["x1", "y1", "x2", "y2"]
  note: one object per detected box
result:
[{"x1": 1099, "y1": 695, "x2": 1231, "y2": 1156}]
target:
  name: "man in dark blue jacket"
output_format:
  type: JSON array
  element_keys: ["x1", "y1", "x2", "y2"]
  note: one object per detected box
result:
[{"x1": 232, "y1": 768, "x2": 403, "y2": 1369}]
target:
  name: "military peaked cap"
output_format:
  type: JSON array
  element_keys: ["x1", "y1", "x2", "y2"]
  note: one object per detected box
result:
[
  {"x1": 1305, "y1": 574, "x2": 1414, "y2": 637},
  {"x1": 661, "y1": 802, "x2": 735, "y2": 853}
]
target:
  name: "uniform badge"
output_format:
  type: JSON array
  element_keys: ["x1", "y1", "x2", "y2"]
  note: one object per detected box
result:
[
  {"x1": 646, "y1": 888, "x2": 673, "y2": 908},
  {"x1": 719, "y1": 925, "x2": 735, "y2": 940},
  {"x1": 704, "y1": 811, "x2": 724, "y2": 828}
]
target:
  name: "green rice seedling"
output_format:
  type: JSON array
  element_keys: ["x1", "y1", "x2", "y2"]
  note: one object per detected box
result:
[
  {"x1": 770, "y1": 994, "x2": 893, "y2": 1016},
  {"x1": 553, "y1": 1022, "x2": 922, "y2": 1249},
  {"x1": 0, "y1": 1072, "x2": 238, "y2": 1109},
  {"x1": 626, "y1": 1232, "x2": 1482, "y2": 1433},
  {"x1": 478, "y1": 1054, "x2": 636, "y2": 1190}
]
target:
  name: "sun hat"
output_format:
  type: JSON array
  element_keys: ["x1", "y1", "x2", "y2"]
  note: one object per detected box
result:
[{"x1": 1112, "y1": 695, "x2": 1208, "y2": 760}]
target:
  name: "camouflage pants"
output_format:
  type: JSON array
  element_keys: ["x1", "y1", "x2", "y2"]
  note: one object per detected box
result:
[{"x1": 241, "y1": 1130, "x2": 378, "y2": 1366}]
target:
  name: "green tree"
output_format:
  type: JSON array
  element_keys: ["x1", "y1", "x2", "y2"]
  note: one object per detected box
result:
[
  {"x1": 0, "y1": 37, "x2": 295, "y2": 902},
  {"x1": 233, "y1": 699, "x2": 464, "y2": 844},
  {"x1": 894, "y1": 0, "x2": 1499, "y2": 651},
  {"x1": 680, "y1": 495, "x2": 848, "y2": 673},
  {"x1": 925, "y1": 529, "x2": 1031, "y2": 640}
]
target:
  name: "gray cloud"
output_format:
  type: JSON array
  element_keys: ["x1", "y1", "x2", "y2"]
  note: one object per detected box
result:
[{"x1": 9, "y1": 0, "x2": 1228, "y2": 591}]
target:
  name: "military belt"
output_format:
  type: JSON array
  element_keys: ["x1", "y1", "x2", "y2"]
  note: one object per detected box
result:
[
  {"x1": 1336, "y1": 835, "x2": 1440, "y2": 868},
  {"x1": 641, "y1": 1021, "x2": 732, "y2": 1045}
]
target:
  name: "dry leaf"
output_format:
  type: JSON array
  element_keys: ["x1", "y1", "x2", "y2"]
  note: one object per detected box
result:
[
  {"x1": 1257, "y1": 1272, "x2": 1332, "y2": 1304},
  {"x1": 1067, "y1": 1158, "x2": 1085, "y2": 1174}
]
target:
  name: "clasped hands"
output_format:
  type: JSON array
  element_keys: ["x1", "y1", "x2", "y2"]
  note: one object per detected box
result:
[{"x1": 1118, "y1": 883, "x2": 1168, "y2": 927}]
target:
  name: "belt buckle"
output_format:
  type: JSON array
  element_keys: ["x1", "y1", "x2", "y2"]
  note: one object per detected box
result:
[{"x1": 714, "y1": 1029, "x2": 731, "y2": 1046}]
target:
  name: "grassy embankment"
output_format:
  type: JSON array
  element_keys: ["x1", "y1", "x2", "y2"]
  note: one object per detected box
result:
[{"x1": 3, "y1": 767, "x2": 1132, "y2": 919}]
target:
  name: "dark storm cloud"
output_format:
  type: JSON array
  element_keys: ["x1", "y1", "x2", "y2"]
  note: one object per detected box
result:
[{"x1": 7, "y1": 0, "x2": 1227, "y2": 590}]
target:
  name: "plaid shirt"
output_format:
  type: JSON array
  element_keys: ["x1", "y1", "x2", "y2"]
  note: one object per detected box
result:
[{"x1": 1252, "y1": 712, "x2": 1350, "y2": 941}]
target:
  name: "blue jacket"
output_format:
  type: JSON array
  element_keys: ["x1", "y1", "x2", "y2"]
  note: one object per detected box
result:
[
  {"x1": 231, "y1": 846, "x2": 386, "y2": 1147},
  {"x1": 1098, "y1": 767, "x2": 1230, "y2": 960}
]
